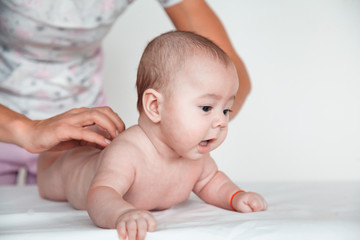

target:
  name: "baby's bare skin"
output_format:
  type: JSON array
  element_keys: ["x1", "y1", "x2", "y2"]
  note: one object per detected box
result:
[
  {"x1": 38, "y1": 39, "x2": 268, "y2": 240},
  {"x1": 40, "y1": 126, "x2": 206, "y2": 210},
  {"x1": 38, "y1": 125, "x2": 266, "y2": 240}
]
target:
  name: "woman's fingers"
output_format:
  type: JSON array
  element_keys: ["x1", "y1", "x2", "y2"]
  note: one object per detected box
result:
[
  {"x1": 53, "y1": 126, "x2": 111, "y2": 149},
  {"x1": 96, "y1": 106, "x2": 125, "y2": 134},
  {"x1": 66, "y1": 107, "x2": 125, "y2": 139},
  {"x1": 26, "y1": 106, "x2": 125, "y2": 152}
]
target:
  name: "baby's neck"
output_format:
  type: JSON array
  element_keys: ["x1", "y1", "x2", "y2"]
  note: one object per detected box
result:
[{"x1": 138, "y1": 114, "x2": 180, "y2": 160}]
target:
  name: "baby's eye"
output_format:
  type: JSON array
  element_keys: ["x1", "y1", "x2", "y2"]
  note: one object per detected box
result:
[
  {"x1": 201, "y1": 106, "x2": 212, "y2": 112},
  {"x1": 223, "y1": 109, "x2": 232, "y2": 115}
]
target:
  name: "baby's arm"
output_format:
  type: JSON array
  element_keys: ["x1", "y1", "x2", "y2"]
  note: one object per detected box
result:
[
  {"x1": 193, "y1": 157, "x2": 267, "y2": 212},
  {"x1": 87, "y1": 186, "x2": 156, "y2": 240},
  {"x1": 86, "y1": 143, "x2": 156, "y2": 240}
]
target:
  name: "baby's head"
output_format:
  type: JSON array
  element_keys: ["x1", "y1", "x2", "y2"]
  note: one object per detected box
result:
[
  {"x1": 136, "y1": 31, "x2": 234, "y2": 112},
  {"x1": 136, "y1": 31, "x2": 239, "y2": 159}
]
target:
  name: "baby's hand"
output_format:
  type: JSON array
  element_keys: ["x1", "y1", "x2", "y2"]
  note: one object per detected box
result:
[
  {"x1": 115, "y1": 209, "x2": 157, "y2": 240},
  {"x1": 232, "y1": 192, "x2": 267, "y2": 213}
]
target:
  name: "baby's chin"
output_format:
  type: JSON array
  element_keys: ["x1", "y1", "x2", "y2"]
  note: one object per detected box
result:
[{"x1": 181, "y1": 148, "x2": 211, "y2": 161}]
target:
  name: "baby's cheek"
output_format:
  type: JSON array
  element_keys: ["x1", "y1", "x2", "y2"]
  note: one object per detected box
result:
[{"x1": 214, "y1": 130, "x2": 228, "y2": 149}]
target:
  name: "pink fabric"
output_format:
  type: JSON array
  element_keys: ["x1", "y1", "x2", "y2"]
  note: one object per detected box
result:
[{"x1": 0, "y1": 143, "x2": 38, "y2": 185}]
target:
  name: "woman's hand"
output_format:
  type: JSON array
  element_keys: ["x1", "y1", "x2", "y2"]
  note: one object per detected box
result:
[{"x1": 21, "y1": 107, "x2": 125, "y2": 152}]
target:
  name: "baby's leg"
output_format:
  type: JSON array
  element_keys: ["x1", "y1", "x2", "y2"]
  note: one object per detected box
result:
[
  {"x1": 37, "y1": 147, "x2": 101, "y2": 209},
  {"x1": 37, "y1": 151, "x2": 66, "y2": 201}
]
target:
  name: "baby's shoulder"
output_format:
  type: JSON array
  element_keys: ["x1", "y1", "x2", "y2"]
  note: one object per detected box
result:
[
  {"x1": 113, "y1": 125, "x2": 147, "y2": 146},
  {"x1": 101, "y1": 125, "x2": 150, "y2": 159}
]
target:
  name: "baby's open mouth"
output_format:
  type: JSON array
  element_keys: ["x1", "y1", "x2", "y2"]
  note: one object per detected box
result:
[
  {"x1": 199, "y1": 140, "x2": 209, "y2": 146},
  {"x1": 198, "y1": 139, "x2": 214, "y2": 153},
  {"x1": 199, "y1": 139, "x2": 214, "y2": 146}
]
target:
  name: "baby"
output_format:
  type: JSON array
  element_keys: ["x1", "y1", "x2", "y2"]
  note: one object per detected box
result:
[{"x1": 37, "y1": 31, "x2": 267, "y2": 240}]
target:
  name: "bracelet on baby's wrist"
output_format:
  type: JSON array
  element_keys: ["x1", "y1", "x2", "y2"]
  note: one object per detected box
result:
[{"x1": 230, "y1": 190, "x2": 245, "y2": 211}]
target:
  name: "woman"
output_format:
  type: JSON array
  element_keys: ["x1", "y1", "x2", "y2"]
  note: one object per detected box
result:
[{"x1": 0, "y1": 0, "x2": 251, "y2": 184}]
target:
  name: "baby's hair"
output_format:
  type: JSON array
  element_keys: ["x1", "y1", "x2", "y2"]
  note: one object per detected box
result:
[{"x1": 136, "y1": 30, "x2": 233, "y2": 112}]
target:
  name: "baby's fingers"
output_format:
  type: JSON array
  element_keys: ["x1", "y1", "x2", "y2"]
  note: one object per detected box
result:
[
  {"x1": 236, "y1": 201, "x2": 254, "y2": 213},
  {"x1": 248, "y1": 199, "x2": 263, "y2": 212},
  {"x1": 117, "y1": 219, "x2": 137, "y2": 240},
  {"x1": 117, "y1": 221, "x2": 127, "y2": 240},
  {"x1": 234, "y1": 193, "x2": 267, "y2": 213},
  {"x1": 136, "y1": 218, "x2": 149, "y2": 240},
  {"x1": 144, "y1": 211, "x2": 157, "y2": 232},
  {"x1": 117, "y1": 218, "x2": 154, "y2": 240},
  {"x1": 248, "y1": 196, "x2": 268, "y2": 212},
  {"x1": 126, "y1": 220, "x2": 138, "y2": 240},
  {"x1": 135, "y1": 215, "x2": 157, "y2": 239}
]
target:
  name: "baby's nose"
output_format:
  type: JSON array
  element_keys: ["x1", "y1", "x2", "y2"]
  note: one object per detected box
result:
[{"x1": 212, "y1": 112, "x2": 228, "y2": 129}]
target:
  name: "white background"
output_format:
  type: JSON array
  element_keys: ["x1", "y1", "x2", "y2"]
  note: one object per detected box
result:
[{"x1": 103, "y1": 0, "x2": 360, "y2": 182}]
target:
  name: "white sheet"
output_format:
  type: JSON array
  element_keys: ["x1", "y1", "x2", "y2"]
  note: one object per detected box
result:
[{"x1": 1, "y1": 182, "x2": 359, "y2": 240}]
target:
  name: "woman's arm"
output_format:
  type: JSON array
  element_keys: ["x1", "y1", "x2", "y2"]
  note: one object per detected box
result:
[
  {"x1": 0, "y1": 104, "x2": 125, "y2": 153},
  {"x1": 165, "y1": 0, "x2": 251, "y2": 119}
]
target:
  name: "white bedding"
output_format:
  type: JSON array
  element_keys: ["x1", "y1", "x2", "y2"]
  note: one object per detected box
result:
[{"x1": 1, "y1": 182, "x2": 359, "y2": 240}]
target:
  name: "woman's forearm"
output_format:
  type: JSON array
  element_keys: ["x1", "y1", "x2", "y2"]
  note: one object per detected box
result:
[
  {"x1": 0, "y1": 104, "x2": 125, "y2": 153},
  {"x1": 0, "y1": 104, "x2": 32, "y2": 148}
]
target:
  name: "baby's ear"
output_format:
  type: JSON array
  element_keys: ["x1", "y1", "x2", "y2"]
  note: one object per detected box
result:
[{"x1": 142, "y1": 89, "x2": 163, "y2": 123}]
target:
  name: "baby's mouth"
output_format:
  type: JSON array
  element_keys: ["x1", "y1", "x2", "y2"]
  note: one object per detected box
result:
[
  {"x1": 200, "y1": 138, "x2": 216, "y2": 145},
  {"x1": 199, "y1": 140, "x2": 210, "y2": 146},
  {"x1": 198, "y1": 139, "x2": 214, "y2": 153}
]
